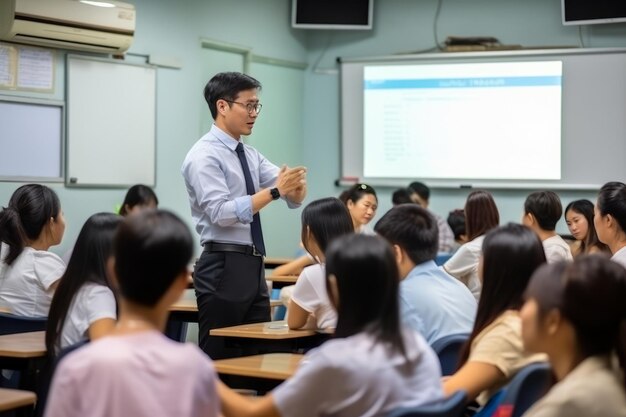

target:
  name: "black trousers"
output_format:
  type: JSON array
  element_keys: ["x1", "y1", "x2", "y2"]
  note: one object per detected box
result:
[{"x1": 194, "y1": 250, "x2": 270, "y2": 359}]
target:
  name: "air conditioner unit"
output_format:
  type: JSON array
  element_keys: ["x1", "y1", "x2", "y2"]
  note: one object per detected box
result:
[{"x1": 0, "y1": 0, "x2": 135, "y2": 54}]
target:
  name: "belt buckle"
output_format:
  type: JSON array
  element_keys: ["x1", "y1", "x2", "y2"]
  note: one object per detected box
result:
[{"x1": 252, "y1": 245, "x2": 263, "y2": 257}]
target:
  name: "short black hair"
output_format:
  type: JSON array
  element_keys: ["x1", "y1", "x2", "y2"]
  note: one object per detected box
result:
[
  {"x1": 447, "y1": 209, "x2": 466, "y2": 240},
  {"x1": 203, "y1": 72, "x2": 261, "y2": 119},
  {"x1": 408, "y1": 181, "x2": 430, "y2": 202},
  {"x1": 392, "y1": 188, "x2": 413, "y2": 205},
  {"x1": 374, "y1": 204, "x2": 438, "y2": 265},
  {"x1": 113, "y1": 210, "x2": 193, "y2": 307},
  {"x1": 120, "y1": 184, "x2": 158, "y2": 216},
  {"x1": 524, "y1": 191, "x2": 563, "y2": 231}
]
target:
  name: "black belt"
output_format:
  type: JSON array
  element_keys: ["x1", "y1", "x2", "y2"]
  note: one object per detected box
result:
[{"x1": 203, "y1": 242, "x2": 263, "y2": 257}]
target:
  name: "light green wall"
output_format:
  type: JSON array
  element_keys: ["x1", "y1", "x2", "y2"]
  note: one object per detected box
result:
[
  {"x1": 2, "y1": 0, "x2": 626, "y2": 258},
  {"x1": 301, "y1": 0, "x2": 626, "y2": 233}
]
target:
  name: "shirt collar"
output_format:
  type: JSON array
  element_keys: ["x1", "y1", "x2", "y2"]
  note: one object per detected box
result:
[
  {"x1": 408, "y1": 260, "x2": 439, "y2": 277},
  {"x1": 209, "y1": 124, "x2": 240, "y2": 152}
]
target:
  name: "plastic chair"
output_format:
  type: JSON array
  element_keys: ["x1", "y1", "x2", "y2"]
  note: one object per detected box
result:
[
  {"x1": 0, "y1": 312, "x2": 47, "y2": 335},
  {"x1": 487, "y1": 362, "x2": 552, "y2": 417},
  {"x1": 431, "y1": 333, "x2": 469, "y2": 376},
  {"x1": 271, "y1": 288, "x2": 287, "y2": 320},
  {"x1": 435, "y1": 253, "x2": 453, "y2": 266},
  {"x1": 387, "y1": 390, "x2": 467, "y2": 417}
]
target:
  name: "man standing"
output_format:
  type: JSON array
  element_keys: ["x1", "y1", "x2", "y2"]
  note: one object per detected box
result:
[{"x1": 182, "y1": 72, "x2": 306, "y2": 359}]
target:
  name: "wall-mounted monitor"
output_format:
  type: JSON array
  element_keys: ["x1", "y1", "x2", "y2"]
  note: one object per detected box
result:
[
  {"x1": 562, "y1": 0, "x2": 626, "y2": 25},
  {"x1": 292, "y1": 0, "x2": 373, "y2": 30}
]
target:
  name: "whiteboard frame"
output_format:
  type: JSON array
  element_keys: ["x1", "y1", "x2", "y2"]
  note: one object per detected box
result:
[
  {"x1": 65, "y1": 55, "x2": 157, "y2": 188},
  {"x1": 0, "y1": 95, "x2": 65, "y2": 183}
]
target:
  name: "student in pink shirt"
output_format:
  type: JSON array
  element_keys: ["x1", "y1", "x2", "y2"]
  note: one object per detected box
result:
[{"x1": 44, "y1": 210, "x2": 219, "y2": 417}]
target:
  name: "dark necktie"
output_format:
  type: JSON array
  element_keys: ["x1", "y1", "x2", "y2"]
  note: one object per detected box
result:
[{"x1": 235, "y1": 142, "x2": 265, "y2": 256}]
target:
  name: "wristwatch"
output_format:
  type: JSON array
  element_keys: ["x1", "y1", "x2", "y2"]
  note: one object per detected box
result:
[{"x1": 270, "y1": 187, "x2": 281, "y2": 200}]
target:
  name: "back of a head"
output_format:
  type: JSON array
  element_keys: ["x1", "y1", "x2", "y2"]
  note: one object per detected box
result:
[
  {"x1": 0, "y1": 184, "x2": 61, "y2": 265},
  {"x1": 392, "y1": 188, "x2": 413, "y2": 206},
  {"x1": 47, "y1": 212, "x2": 121, "y2": 353},
  {"x1": 301, "y1": 198, "x2": 354, "y2": 254},
  {"x1": 447, "y1": 209, "x2": 466, "y2": 241},
  {"x1": 465, "y1": 190, "x2": 500, "y2": 241},
  {"x1": 526, "y1": 256, "x2": 626, "y2": 385},
  {"x1": 524, "y1": 191, "x2": 562, "y2": 231},
  {"x1": 325, "y1": 234, "x2": 403, "y2": 354},
  {"x1": 408, "y1": 181, "x2": 430, "y2": 202},
  {"x1": 460, "y1": 223, "x2": 547, "y2": 365},
  {"x1": 203, "y1": 72, "x2": 261, "y2": 120},
  {"x1": 113, "y1": 210, "x2": 193, "y2": 307},
  {"x1": 374, "y1": 204, "x2": 438, "y2": 265},
  {"x1": 119, "y1": 184, "x2": 159, "y2": 216},
  {"x1": 597, "y1": 181, "x2": 626, "y2": 233}
]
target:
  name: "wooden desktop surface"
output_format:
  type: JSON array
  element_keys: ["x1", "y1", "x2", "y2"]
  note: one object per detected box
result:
[
  {"x1": 0, "y1": 388, "x2": 36, "y2": 412},
  {"x1": 170, "y1": 298, "x2": 281, "y2": 313},
  {"x1": 266, "y1": 275, "x2": 298, "y2": 284},
  {"x1": 214, "y1": 353, "x2": 303, "y2": 380},
  {"x1": 210, "y1": 321, "x2": 315, "y2": 340},
  {"x1": 0, "y1": 331, "x2": 46, "y2": 358}
]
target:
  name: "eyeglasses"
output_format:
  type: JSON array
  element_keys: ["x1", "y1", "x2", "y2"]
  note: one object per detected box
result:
[{"x1": 222, "y1": 99, "x2": 263, "y2": 115}]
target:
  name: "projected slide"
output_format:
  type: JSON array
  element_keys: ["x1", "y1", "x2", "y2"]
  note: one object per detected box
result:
[{"x1": 363, "y1": 61, "x2": 562, "y2": 180}]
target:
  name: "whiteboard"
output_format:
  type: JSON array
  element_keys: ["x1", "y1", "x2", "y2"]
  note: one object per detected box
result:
[
  {"x1": 340, "y1": 48, "x2": 626, "y2": 190},
  {"x1": 66, "y1": 56, "x2": 156, "y2": 187},
  {"x1": 0, "y1": 97, "x2": 64, "y2": 181}
]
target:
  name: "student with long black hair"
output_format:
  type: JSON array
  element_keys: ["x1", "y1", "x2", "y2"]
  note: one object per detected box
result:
[
  {"x1": 594, "y1": 181, "x2": 626, "y2": 268},
  {"x1": 119, "y1": 184, "x2": 158, "y2": 216},
  {"x1": 521, "y1": 256, "x2": 626, "y2": 416},
  {"x1": 0, "y1": 184, "x2": 65, "y2": 316},
  {"x1": 564, "y1": 199, "x2": 608, "y2": 256},
  {"x1": 287, "y1": 197, "x2": 353, "y2": 330},
  {"x1": 46, "y1": 213, "x2": 121, "y2": 354},
  {"x1": 219, "y1": 234, "x2": 443, "y2": 417},
  {"x1": 443, "y1": 224, "x2": 547, "y2": 406}
]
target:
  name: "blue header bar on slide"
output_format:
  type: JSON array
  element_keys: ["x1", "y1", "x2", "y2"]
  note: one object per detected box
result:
[{"x1": 364, "y1": 76, "x2": 562, "y2": 89}]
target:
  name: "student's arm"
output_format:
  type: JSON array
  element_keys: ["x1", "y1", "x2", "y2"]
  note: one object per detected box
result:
[
  {"x1": 287, "y1": 299, "x2": 310, "y2": 329},
  {"x1": 87, "y1": 318, "x2": 116, "y2": 341},
  {"x1": 273, "y1": 255, "x2": 313, "y2": 276},
  {"x1": 442, "y1": 361, "x2": 504, "y2": 401},
  {"x1": 218, "y1": 380, "x2": 280, "y2": 417}
]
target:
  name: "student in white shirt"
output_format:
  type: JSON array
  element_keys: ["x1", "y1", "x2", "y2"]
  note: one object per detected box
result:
[
  {"x1": 287, "y1": 198, "x2": 353, "y2": 330},
  {"x1": 444, "y1": 191, "x2": 500, "y2": 300},
  {"x1": 564, "y1": 199, "x2": 609, "y2": 257},
  {"x1": 521, "y1": 256, "x2": 626, "y2": 417},
  {"x1": 0, "y1": 184, "x2": 66, "y2": 316},
  {"x1": 594, "y1": 182, "x2": 626, "y2": 268},
  {"x1": 46, "y1": 213, "x2": 121, "y2": 354},
  {"x1": 218, "y1": 234, "x2": 444, "y2": 417},
  {"x1": 444, "y1": 224, "x2": 547, "y2": 406},
  {"x1": 523, "y1": 191, "x2": 573, "y2": 264}
]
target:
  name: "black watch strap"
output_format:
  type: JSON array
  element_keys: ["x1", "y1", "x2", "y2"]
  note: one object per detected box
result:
[{"x1": 270, "y1": 187, "x2": 280, "y2": 200}]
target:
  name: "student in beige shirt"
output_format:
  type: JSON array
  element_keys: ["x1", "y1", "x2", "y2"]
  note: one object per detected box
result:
[
  {"x1": 521, "y1": 256, "x2": 626, "y2": 417},
  {"x1": 444, "y1": 224, "x2": 548, "y2": 406}
]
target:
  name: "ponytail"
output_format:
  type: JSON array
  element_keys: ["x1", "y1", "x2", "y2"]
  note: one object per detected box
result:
[{"x1": 0, "y1": 206, "x2": 27, "y2": 266}]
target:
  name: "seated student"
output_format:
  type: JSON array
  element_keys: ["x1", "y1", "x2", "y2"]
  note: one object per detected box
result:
[
  {"x1": 375, "y1": 204, "x2": 476, "y2": 345},
  {"x1": 443, "y1": 224, "x2": 548, "y2": 407},
  {"x1": 523, "y1": 191, "x2": 573, "y2": 263},
  {"x1": 444, "y1": 191, "x2": 500, "y2": 300},
  {"x1": 521, "y1": 256, "x2": 626, "y2": 417},
  {"x1": 118, "y1": 184, "x2": 158, "y2": 216},
  {"x1": 392, "y1": 188, "x2": 413, "y2": 206},
  {"x1": 44, "y1": 210, "x2": 219, "y2": 417},
  {"x1": 46, "y1": 213, "x2": 121, "y2": 354},
  {"x1": 287, "y1": 197, "x2": 354, "y2": 330},
  {"x1": 342, "y1": 183, "x2": 378, "y2": 235},
  {"x1": 564, "y1": 199, "x2": 609, "y2": 257},
  {"x1": 0, "y1": 184, "x2": 66, "y2": 316},
  {"x1": 408, "y1": 181, "x2": 455, "y2": 253},
  {"x1": 447, "y1": 209, "x2": 468, "y2": 253},
  {"x1": 218, "y1": 234, "x2": 444, "y2": 417},
  {"x1": 594, "y1": 182, "x2": 626, "y2": 268}
]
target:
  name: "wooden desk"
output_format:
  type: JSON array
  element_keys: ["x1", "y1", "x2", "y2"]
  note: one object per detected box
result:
[
  {"x1": 264, "y1": 257, "x2": 295, "y2": 269},
  {"x1": 169, "y1": 299, "x2": 282, "y2": 322},
  {"x1": 214, "y1": 353, "x2": 303, "y2": 380},
  {"x1": 0, "y1": 331, "x2": 46, "y2": 359},
  {"x1": 0, "y1": 388, "x2": 36, "y2": 412},
  {"x1": 210, "y1": 321, "x2": 315, "y2": 340}
]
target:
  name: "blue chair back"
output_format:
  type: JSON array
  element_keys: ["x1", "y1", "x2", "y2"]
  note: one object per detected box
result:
[
  {"x1": 435, "y1": 253, "x2": 453, "y2": 266},
  {"x1": 485, "y1": 362, "x2": 552, "y2": 417},
  {"x1": 271, "y1": 288, "x2": 287, "y2": 320},
  {"x1": 0, "y1": 312, "x2": 47, "y2": 335},
  {"x1": 431, "y1": 333, "x2": 469, "y2": 376},
  {"x1": 387, "y1": 391, "x2": 467, "y2": 417}
]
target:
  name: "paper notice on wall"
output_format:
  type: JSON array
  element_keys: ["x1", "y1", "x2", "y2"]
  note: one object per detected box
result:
[
  {"x1": 0, "y1": 44, "x2": 17, "y2": 88},
  {"x1": 17, "y1": 47, "x2": 54, "y2": 91}
]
